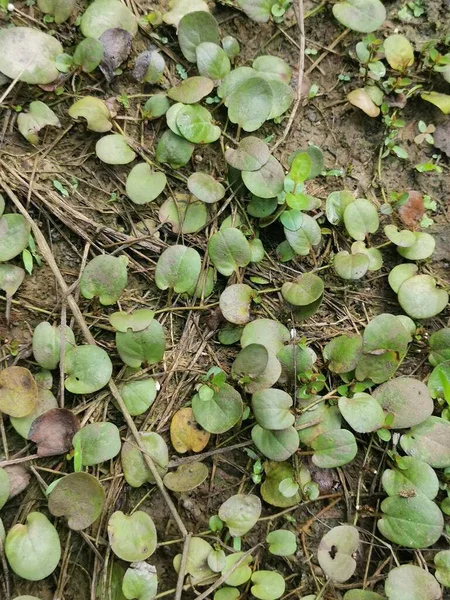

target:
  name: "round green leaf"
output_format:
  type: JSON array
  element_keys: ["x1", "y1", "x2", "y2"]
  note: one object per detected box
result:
[
  {"x1": 239, "y1": 351, "x2": 281, "y2": 394},
  {"x1": 332, "y1": 0, "x2": 386, "y2": 33},
  {"x1": 429, "y1": 328, "x2": 450, "y2": 367},
  {"x1": 242, "y1": 155, "x2": 284, "y2": 198},
  {"x1": 192, "y1": 383, "x2": 243, "y2": 434},
  {"x1": 80, "y1": 254, "x2": 128, "y2": 305},
  {"x1": 163, "y1": 0, "x2": 210, "y2": 26},
  {"x1": 108, "y1": 511, "x2": 157, "y2": 562},
  {"x1": 178, "y1": 11, "x2": 220, "y2": 62},
  {"x1": 48, "y1": 472, "x2": 105, "y2": 530},
  {"x1": 326, "y1": 190, "x2": 355, "y2": 225},
  {"x1": 323, "y1": 334, "x2": 362, "y2": 373},
  {"x1": 208, "y1": 228, "x2": 251, "y2": 276},
  {"x1": 232, "y1": 344, "x2": 269, "y2": 380},
  {"x1": 116, "y1": 320, "x2": 165, "y2": 368},
  {"x1": 64, "y1": 345, "x2": 112, "y2": 394},
  {"x1": 119, "y1": 378, "x2": 157, "y2": 416},
  {"x1": 251, "y1": 571, "x2": 285, "y2": 600},
  {"x1": 284, "y1": 214, "x2": 321, "y2": 256},
  {"x1": 222, "y1": 552, "x2": 252, "y2": 587},
  {"x1": 252, "y1": 424, "x2": 299, "y2": 461},
  {"x1": 155, "y1": 245, "x2": 202, "y2": 293},
  {"x1": 126, "y1": 163, "x2": 166, "y2": 205},
  {"x1": 266, "y1": 529, "x2": 297, "y2": 556},
  {"x1": 122, "y1": 562, "x2": 158, "y2": 600},
  {"x1": 143, "y1": 95, "x2": 170, "y2": 120},
  {"x1": 37, "y1": 0, "x2": 75, "y2": 23},
  {"x1": 168, "y1": 76, "x2": 214, "y2": 104},
  {"x1": 350, "y1": 242, "x2": 382, "y2": 271},
  {"x1": 317, "y1": 525, "x2": 359, "y2": 582},
  {"x1": 225, "y1": 136, "x2": 270, "y2": 172},
  {"x1": 173, "y1": 537, "x2": 215, "y2": 585},
  {"x1": 312, "y1": 430, "x2": 357, "y2": 468},
  {"x1": 218, "y1": 493, "x2": 261, "y2": 537},
  {"x1": 338, "y1": 392, "x2": 385, "y2": 433},
  {"x1": 428, "y1": 360, "x2": 450, "y2": 401},
  {"x1": 208, "y1": 548, "x2": 226, "y2": 572},
  {"x1": 400, "y1": 416, "x2": 450, "y2": 467},
  {"x1": 73, "y1": 37, "x2": 104, "y2": 73},
  {"x1": 434, "y1": 550, "x2": 450, "y2": 588},
  {"x1": 32, "y1": 322, "x2": 75, "y2": 370},
  {"x1": 0, "y1": 467, "x2": 10, "y2": 510},
  {"x1": 277, "y1": 343, "x2": 317, "y2": 383},
  {"x1": 68, "y1": 96, "x2": 112, "y2": 132},
  {"x1": 397, "y1": 232, "x2": 435, "y2": 260},
  {"x1": 121, "y1": 432, "x2": 168, "y2": 487},
  {"x1": 388, "y1": 263, "x2": 418, "y2": 293},
  {"x1": 343, "y1": 198, "x2": 379, "y2": 240},
  {"x1": 17, "y1": 101, "x2": 60, "y2": 145},
  {"x1": 196, "y1": 42, "x2": 231, "y2": 80},
  {"x1": 220, "y1": 283, "x2": 255, "y2": 325},
  {"x1": 382, "y1": 456, "x2": 439, "y2": 500},
  {"x1": 228, "y1": 77, "x2": 273, "y2": 132},
  {"x1": 5, "y1": 512, "x2": 61, "y2": 581},
  {"x1": 252, "y1": 389, "x2": 294, "y2": 430},
  {"x1": 297, "y1": 404, "x2": 342, "y2": 447},
  {"x1": 398, "y1": 274, "x2": 448, "y2": 319},
  {"x1": 72, "y1": 422, "x2": 121, "y2": 466},
  {"x1": 96, "y1": 134, "x2": 136, "y2": 165},
  {"x1": 156, "y1": 130, "x2": 194, "y2": 168},
  {"x1": 222, "y1": 35, "x2": 240, "y2": 59},
  {"x1": 241, "y1": 318, "x2": 290, "y2": 355},
  {"x1": 384, "y1": 34, "x2": 414, "y2": 71},
  {"x1": 385, "y1": 565, "x2": 441, "y2": 600},
  {"x1": 344, "y1": 592, "x2": 384, "y2": 600},
  {"x1": 0, "y1": 213, "x2": 31, "y2": 262},
  {"x1": 0, "y1": 27, "x2": 63, "y2": 84},
  {"x1": 266, "y1": 79, "x2": 294, "y2": 120},
  {"x1": 372, "y1": 377, "x2": 433, "y2": 429},
  {"x1": 188, "y1": 172, "x2": 225, "y2": 203},
  {"x1": 384, "y1": 224, "x2": 416, "y2": 247},
  {"x1": 253, "y1": 55, "x2": 291, "y2": 83},
  {"x1": 334, "y1": 251, "x2": 369, "y2": 280},
  {"x1": 176, "y1": 104, "x2": 221, "y2": 143},
  {"x1": 80, "y1": 0, "x2": 138, "y2": 38},
  {"x1": 0, "y1": 366, "x2": 37, "y2": 418},
  {"x1": 159, "y1": 195, "x2": 207, "y2": 233},
  {"x1": 109, "y1": 309, "x2": 155, "y2": 333},
  {"x1": 0, "y1": 262, "x2": 18, "y2": 295},
  {"x1": 378, "y1": 495, "x2": 443, "y2": 548},
  {"x1": 261, "y1": 461, "x2": 301, "y2": 507},
  {"x1": 282, "y1": 274, "x2": 324, "y2": 308},
  {"x1": 163, "y1": 462, "x2": 208, "y2": 492}
]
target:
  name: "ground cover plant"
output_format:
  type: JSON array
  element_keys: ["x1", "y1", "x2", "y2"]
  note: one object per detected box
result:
[{"x1": 0, "y1": 0, "x2": 449, "y2": 598}]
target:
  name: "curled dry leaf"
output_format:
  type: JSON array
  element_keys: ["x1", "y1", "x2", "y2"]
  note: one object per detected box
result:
[
  {"x1": 398, "y1": 191, "x2": 424, "y2": 228},
  {"x1": 29, "y1": 408, "x2": 80, "y2": 457},
  {"x1": 170, "y1": 407, "x2": 210, "y2": 453},
  {"x1": 4, "y1": 465, "x2": 31, "y2": 499},
  {"x1": 433, "y1": 121, "x2": 450, "y2": 157},
  {"x1": 99, "y1": 28, "x2": 133, "y2": 82},
  {"x1": 347, "y1": 88, "x2": 380, "y2": 117},
  {"x1": 0, "y1": 366, "x2": 38, "y2": 418}
]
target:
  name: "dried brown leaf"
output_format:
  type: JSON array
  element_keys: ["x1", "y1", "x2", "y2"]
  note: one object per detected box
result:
[{"x1": 29, "y1": 408, "x2": 80, "y2": 456}]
